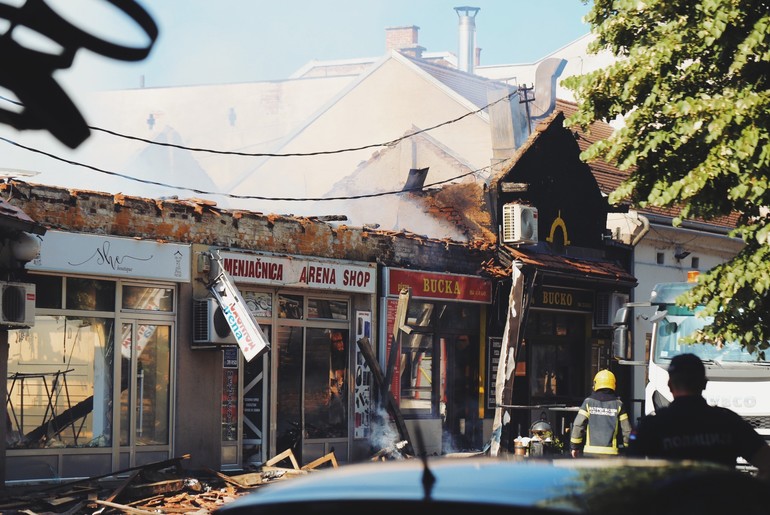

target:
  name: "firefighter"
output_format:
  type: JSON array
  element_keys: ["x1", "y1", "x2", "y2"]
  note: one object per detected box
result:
[{"x1": 570, "y1": 370, "x2": 632, "y2": 457}]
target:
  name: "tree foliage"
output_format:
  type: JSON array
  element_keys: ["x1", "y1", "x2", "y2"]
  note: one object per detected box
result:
[{"x1": 563, "y1": 0, "x2": 770, "y2": 357}]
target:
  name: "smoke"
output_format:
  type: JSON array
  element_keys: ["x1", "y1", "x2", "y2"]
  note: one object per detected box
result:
[{"x1": 368, "y1": 408, "x2": 406, "y2": 459}]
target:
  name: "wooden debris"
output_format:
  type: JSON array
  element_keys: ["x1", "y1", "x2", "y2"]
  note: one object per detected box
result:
[
  {"x1": 0, "y1": 449, "x2": 350, "y2": 514},
  {"x1": 94, "y1": 499, "x2": 157, "y2": 514},
  {"x1": 264, "y1": 448, "x2": 299, "y2": 469},
  {"x1": 301, "y1": 451, "x2": 338, "y2": 470}
]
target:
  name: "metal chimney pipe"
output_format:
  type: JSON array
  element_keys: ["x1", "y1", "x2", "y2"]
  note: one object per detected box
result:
[{"x1": 454, "y1": 6, "x2": 479, "y2": 73}]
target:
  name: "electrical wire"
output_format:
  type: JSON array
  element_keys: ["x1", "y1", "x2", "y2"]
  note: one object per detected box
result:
[
  {"x1": 0, "y1": 136, "x2": 492, "y2": 201},
  {"x1": 0, "y1": 87, "x2": 513, "y2": 201},
  {"x1": 0, "y1": 90, "x2": 516, "y2": 157}
]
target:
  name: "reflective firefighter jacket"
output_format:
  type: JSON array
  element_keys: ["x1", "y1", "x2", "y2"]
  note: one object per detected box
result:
[{"x1": 570, "y1": 390, "x2": 632, "y2": 455}]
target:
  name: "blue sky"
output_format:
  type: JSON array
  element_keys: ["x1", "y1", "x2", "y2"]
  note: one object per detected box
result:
[
  {"x1": 0, "y1": 0, "x2": 594, "y2": 191},
  {"x1": 58, "y1": 0, "x2": 593, "y2": 90}
]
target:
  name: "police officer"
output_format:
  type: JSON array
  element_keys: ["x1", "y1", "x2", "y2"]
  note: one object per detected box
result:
[
  {"x1": 628, "y1": 353, "x2": 770, "y2": 480},
  {"x1": 570, "y1": 369, "x2": 632, "y2": 457}
]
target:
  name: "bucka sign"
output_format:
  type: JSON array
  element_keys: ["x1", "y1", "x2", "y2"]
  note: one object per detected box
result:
[{"x1": 385, "y1": 268, "x2": 492, "y2": 303}]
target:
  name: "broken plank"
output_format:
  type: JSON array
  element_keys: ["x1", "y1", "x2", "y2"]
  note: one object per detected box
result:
[
  {"x1": 126, "y1": 479, "x2": 190, "y2": 499},
  {"x1": 94, "y1": 499, "x2": 158, "y2": 514},
  {"x1": 228, "y1": 472, "x2": 263, "y2": 486},
  {"x1": 204, "y1": 467, "x2": 257, "y2": 490},
  {"x1": 264, "y1": 448, "x2": 299, "y2": 469},
  {"x1": 260, "y1": 466, "x2": 307, "y2": 475},
  {"x1": 301, "y1": 452, "x2": 338, "y2": 470},
  {"x1": 105, "y1": 469, "x2": 141, "y2": 503}
]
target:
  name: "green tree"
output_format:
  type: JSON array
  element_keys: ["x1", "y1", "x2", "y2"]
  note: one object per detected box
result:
[{"x1": 564, "y1": 0, "x2": 770, "y2": 357}]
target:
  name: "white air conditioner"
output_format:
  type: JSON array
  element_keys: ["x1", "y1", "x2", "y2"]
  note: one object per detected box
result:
[
  {"x1": 502, "y1": 203, "x2": 538, "y2": 244},
  {"x1": 0, "y1": 282, "x2": 36, "y2": 328},
  {"x1": 192, "y1": 298, "x2": 237, "y2": 347}
]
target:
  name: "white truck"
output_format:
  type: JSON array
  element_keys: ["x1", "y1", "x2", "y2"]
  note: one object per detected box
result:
[{"x1": 613, "y1": 278, "x2": 770, "y2": 451}]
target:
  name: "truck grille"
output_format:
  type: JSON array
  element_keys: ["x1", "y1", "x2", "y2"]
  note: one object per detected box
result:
[{"x1": 743, "y1": 416, "x2": 770, "y2": 430}]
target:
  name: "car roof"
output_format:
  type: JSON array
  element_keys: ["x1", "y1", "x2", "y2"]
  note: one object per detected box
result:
[{"x1": 215, "y1": 456, "x2": 765, "y2": 514}]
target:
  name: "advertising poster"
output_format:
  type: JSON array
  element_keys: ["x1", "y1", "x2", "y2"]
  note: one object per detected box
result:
[{"x1": 354, "y1": 310, "x2": 372, "y2": 438}]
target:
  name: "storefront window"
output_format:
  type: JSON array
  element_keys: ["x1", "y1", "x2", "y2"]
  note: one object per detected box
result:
[
  {"x1": 122, "y1": 286, "x2": 174, "y2": 312},
  {"x1": 400, "y1": 331, "x2": 435, "y2": 413},
  {"x1": 120, "y1": 323, "x2": 171, "y2": 446},
  {"x1": 244, "y1": 291, "x2": 272, "y2": 318},
  {"x1": 7, "y1": 316, "x2": 115, "y2": 449},
  {"x1": 278, "y1": 294, "x2": 304, "y2": 319},
  {"x1": 29, "y1": 274, "x2": 63, "y2": 309},
  {"x1": 66, "y1": 278, "x2": 116, "y2": 311},
  {"x1": 275, "y1": 325, "x2": 303, "y2": 457},
  {"x1": 305, "y1": 328, "x2": 348, "y2": 438},
  {"x1": 308, "y1": 298, "x2": 348, "y2": 320}
]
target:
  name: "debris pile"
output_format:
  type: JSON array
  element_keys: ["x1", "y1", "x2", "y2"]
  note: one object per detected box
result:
[{"x1": 0, "y1": 449, "x2": 339, "y2": 514}]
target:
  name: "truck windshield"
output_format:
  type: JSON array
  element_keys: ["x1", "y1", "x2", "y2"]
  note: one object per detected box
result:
[{"x1": 653, "y1": 313, "x2": 761, "y2": 364}]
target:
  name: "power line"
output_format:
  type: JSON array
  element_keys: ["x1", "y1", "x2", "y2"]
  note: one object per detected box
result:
[
  {"x1": 0, "y1": 90, "x2": 516, "y2": 157},
  {"x1": 0, "y1": 136, "x2": 491, "y2": 201}
]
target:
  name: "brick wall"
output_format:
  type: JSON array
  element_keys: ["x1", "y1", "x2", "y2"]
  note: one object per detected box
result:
[
  {"x1": 385, "y1": 26, "x2": 420, "y2": 50},
  {"x1": 3, "y1": 181, "x2": 493, "y2": 276}
]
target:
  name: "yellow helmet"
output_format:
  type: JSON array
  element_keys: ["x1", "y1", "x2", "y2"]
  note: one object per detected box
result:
[{"x1": 593, "y1": 370, "x2": 616, "y2": 391}]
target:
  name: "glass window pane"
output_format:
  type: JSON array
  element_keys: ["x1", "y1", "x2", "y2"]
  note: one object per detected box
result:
[
  {"x1": 244, "y1": 291, "x2": 272, "y2": 318},
  {"x1": 122, "y1": 286, "x2": 174, "y2": 312},
  {"x1": 437, "y1": 303, "x2": 479, "y2": 333},
  {"x1": 120, "y1": 324, "x2": 132, "y2": 446},
  {"x1": 7, "y1": 316, "x2": 114, "y2": 449},
  {"x1": 136, "y1": 324, "x2": 171, "y2": 445},
  {"x1": 307, "y1": 298, "x2": 348, "y2": 320},
  {"x1": 276, "y1": 326, "x2": 303, "y2": 458},
  {"x1": 305, "y1": 328, "x2": 348, "y2": 438},
  {"x1": 29, "y1": 275, "x2": 63, "y2": 309},
  {"x1": 407, "y1": 302, "x2": 434, "y2": 327},
  {"x1": 66, "y1": 278, "x2": 116, "y2": 311},
  {"x1": 400, "y1": 331, "x2": 434, "y2": 414},
  {"x1": 278, "y1": 294, "x2": 303, "y2": 319}
]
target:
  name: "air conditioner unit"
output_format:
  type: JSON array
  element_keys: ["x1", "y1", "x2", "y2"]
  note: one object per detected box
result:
[
  {"x1": 502, "y1": 203, "x2": 538, "y2": 244},
  {"x1": 0, "y1": 282, "x2": 36, "y2": 328},
  {"x1": 192, "y1": 298, "x2": 237, "y2": 348},
  {"x1": 594, "y1": 292, "x2": 629, "y2": 327}
]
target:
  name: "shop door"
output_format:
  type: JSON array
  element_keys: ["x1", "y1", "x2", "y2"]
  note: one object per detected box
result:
[
  {"x1": 242, "y1": 342, "x2": 269, "y2": 468},
  {"x1": 274, "y1": 325, "x2": 349, "y2": 465},
  {"x1": 442, "y1": 334, "x2": 481, "y2": 452},
  {"x1": 120, "y1": 321, "x2": 173, "y2": 467},
  {"x1": 524, "y1": 311, "x2": 589, "y2": 438}
]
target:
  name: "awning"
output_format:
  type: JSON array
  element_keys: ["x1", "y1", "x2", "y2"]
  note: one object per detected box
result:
[{"x1": 494, "y1": 244, "x2": 637, "y2": 287}]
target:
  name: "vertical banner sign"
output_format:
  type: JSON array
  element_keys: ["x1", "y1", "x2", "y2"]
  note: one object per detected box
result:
[
  {"x1": 222, "y1": 368, "x2": 238, "y2": 441},
  {"x1": 385, "y1": 299, "x2": 401, "y2": 403},
  {"x1": 209, "y1": 257, "x2": 270, "y2": 362},
  {"x1": 354, "y1": 311, "x2": 372, "y2": 438},
  {"x1": 490, "y1": 265, "x2": 524, "y2": 457},
  {"x1": 486, "y1": 337, "x2": 503, "y2": 410}
]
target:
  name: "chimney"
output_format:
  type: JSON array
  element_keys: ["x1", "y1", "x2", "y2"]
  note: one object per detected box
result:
[
  {"x1": 475, "y1": 47, "x2": 482, "y2": 67},
  {"x1": 385, "y1": 25, "x2": 425, "y2": 58},
  {"x1": 454, "y1": 6, "x2": 479, "y2": 73}
]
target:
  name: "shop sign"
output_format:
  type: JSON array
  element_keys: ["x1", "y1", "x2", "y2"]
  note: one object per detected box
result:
[
  {"x1": 28, "y1": 230, "x2": 190, "y2": 281},
  {"x1": 385, "y1": 268, "x2": 492, "y2": 303},
  {"x1": 210, "y1": 267, "x2": 270, "y2": 362},
  {"x1": 219, "y1": 251, "x2": 376, "y2": 293},
  {"x1": 533, "y1": 286, "x2": 593, "y2": 312}
]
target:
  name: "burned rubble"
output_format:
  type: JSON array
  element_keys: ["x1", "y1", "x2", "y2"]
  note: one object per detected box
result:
[{"x1": 0, "y1": 448, "x2": 345, "y2": 515}]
